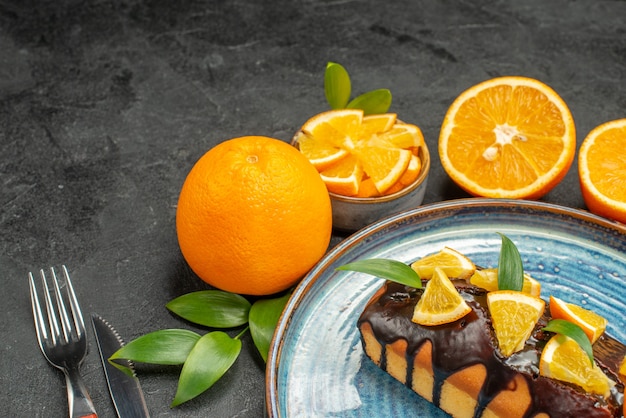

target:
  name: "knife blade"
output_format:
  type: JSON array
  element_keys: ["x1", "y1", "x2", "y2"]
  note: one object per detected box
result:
[{"x1": 91, "y1": 313, "x2": 150, "y2": 418}]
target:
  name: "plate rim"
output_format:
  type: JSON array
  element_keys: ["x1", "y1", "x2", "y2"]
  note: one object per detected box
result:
[{"x1": 265, "y1": 198, "x2": 626, "y2": 417}]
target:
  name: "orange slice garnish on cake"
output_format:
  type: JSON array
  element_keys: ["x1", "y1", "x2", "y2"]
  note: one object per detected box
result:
[
  {"x1": 469, "y1": 268, "x2": 541, "y2": 297},
  {"x1": 487, "y1": 290, "x2": 545, "y2": 357},
  {"x1": 548, "y1": 296, "x2": 607, "y2": 344},
  {"x1": 412, "y1": 267, "x2": 472, "y2": 326},
  {"x1": 410, "y1": 247, "x2": 476, "y2": 280},
  {"x1": 540, "y1": 334, "x2": 615, "y2": 397}
]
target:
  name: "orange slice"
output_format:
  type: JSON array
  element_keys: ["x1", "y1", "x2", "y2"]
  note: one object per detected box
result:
[
  {"x1": 540, "y1": 334, "x2": 615, "y2": 397},
  {"x1": 319, "y1": 155, "x2": 362, "y2": 196},
  {"x1": 412, "y1": 267, "x2": 472, "y2": 326},
  {"x1": 381, "y1": 123, "x2": 425, "y2": 149},
  {"x1": 548, "y1": 295, "x2": 607, "y2": 344},
  {"x1": 301, "y1": 108, "x2": 363, "y2": 150},
  {"x1": 359, "y1": 113, "x2": 397, "y2": 137},
  {"x1": 294, "y1": 109, "x2": 426, "y2": 197},
  {"x1": 410, "y1": 247, "x2": 476, "y2": 280},
  {"x1": 439, "y1": 76, "x2": 576, "y2": 199},
  {"x1": 487, "y1": 290, "x2": 545, "y2": 356},
  {"x1": 295, "y1": 133, "x2": 349, "y2": 171},
  {"x1": 578, "y1": 118, "x2": 626, "y2": 224},
  {"x1": 469, "y1": 268, "x2": 541, "y2": 297},
  {"x1": 399, "y1": 154, "x2": 422, "y2": 186}
]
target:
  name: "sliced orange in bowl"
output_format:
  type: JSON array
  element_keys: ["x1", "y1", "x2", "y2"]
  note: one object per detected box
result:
[
  {"x1": 381, "y1": 123, "x2": 425, "y2": 149},
  {"x1": 486, "y1": 290, "x2": 545, "y2": 357},
  {"x1": 293, "y1": 109, "x2": 428, "y2": 198},
  {"x1": 353, "y1": 143, "x2": 412, "y2": 194},
  {"x1": 359, "y1": 113, "x2": 397, "y2": 137},
  {"x1": 412, "y1": 267, "x2": 472, "y2": 326},
  {"x1": 319, "y1": 155, "x2": 363, "y2": 196},
  {"x1": 438, "y1": 76, "x2": 576, "y2": 199},
  {"x1": 300, "y1": 108, "x2": 363, "y2": 150},
  {"x1": 578, "y1": 118, "x2": 626, "y2": 224},
  {"x1": 540, "y1": 334, "x2": 615, "y2": 397},
  {"x1": 548, "y1": 295, "x2": 607, "y2": 343},
  {"x1": 296, "y1": 133, "x2": 349, "y2": 171}
]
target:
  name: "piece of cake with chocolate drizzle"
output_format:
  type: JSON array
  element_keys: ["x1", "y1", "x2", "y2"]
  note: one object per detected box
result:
[{"x1": 343, "y1": 241, "x2": 626, "y2": 418}]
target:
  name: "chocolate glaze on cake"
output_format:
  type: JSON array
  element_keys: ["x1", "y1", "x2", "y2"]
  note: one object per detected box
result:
[{"x1": 358, "y1": 280, "x2": 625, "y2": 418}]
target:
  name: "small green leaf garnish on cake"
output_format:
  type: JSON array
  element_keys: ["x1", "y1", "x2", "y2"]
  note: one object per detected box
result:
[
  {"x1": 543, "y1": 318, "x2": 594, "y2": 364},
  {"x1": 337, "y1": 258, "x2": 422, "y2": 288},
  {"x1": 497, "y1": 232, "x2": 524, "y2": 291}
]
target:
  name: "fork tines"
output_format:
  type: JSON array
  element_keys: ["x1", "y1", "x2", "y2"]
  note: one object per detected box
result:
[{"x1": 29, "y1": 266, "x2": 85, "y2": 350}]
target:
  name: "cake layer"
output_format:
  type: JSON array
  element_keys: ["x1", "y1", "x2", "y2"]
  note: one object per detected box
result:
[{"x1": 358, "y1": 281, "x2": 625, "y2": 418}]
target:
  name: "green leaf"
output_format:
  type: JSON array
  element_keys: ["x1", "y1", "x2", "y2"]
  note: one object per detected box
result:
[
  {"x1": 543, "y1": 319, "x2": 594, "y2": 364},
  {"x1": 110, "y1": 329, "x2": 201, "y2": 366},
  {"x1": 166, "y1": 290, "x2": 251, "y2": 328},
  {"x1": 497, "y1": 233, "x2": 524, "y2": 291},
  {"x1": 249, "y1": 292, "x2": 291, "y2": 362},
  {"x1": 171, "y1": 331, "x2": 242, "y2": 406},
  {"x1": 346, "y1": 89, "x2": 392, "y2": 115},
  {"x1": 337, "y1": 259, "x2": 422, "y2": 288},
  {"x1": 324, "y1": 62, "x2": 351, "y2": 109}
]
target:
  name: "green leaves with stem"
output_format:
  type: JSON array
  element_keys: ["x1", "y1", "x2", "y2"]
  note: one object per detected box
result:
[
  {"x1": 109, "y1": 289, "x2": 291, "y2": 406},
  {"x1": 336, "y1": 258, "x2": 422, "y2": 288},
  {"x1": 324, "y1": 62, "x2": 392, "y2": 115}
]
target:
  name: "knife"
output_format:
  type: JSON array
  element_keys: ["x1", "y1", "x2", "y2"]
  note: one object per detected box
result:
[{"x1": 91, "y1": 314, "x2": 151, "y2": 418}]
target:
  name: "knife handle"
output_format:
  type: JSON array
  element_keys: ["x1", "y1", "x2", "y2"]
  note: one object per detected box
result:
[{"x1": 65, "y1": 366, "x2": 97, "y2": 418}]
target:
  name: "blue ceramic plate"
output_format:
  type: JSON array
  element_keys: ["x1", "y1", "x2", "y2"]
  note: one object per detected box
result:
[{"x1": 266, "y1": 199, "x2": 626, "y2": 417}]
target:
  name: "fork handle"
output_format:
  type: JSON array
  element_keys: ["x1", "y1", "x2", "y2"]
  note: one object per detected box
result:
[{"x1": 64, "y1": 366, "x2": 97, "y2": 418}]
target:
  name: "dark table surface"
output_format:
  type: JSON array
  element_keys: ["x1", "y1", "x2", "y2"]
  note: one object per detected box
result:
[{"x1": 2, "y1": 1, "x2": 625, "y2": 417}]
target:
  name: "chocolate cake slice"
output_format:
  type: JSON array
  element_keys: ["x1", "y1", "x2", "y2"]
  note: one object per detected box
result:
[{"x1": 358, "y1": 280, "x2": 625, "y2": 418}]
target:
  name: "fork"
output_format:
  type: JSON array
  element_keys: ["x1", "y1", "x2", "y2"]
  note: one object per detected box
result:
[{"x1": 29, "y1": 266, "x2": 98, "y2": 418}]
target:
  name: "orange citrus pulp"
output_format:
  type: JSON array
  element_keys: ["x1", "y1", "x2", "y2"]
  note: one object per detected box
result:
[
  {"x1": 294, "y1": 109, "x2": 425, "y2": 197},
  {"x1": 549, "y1": 295, "x2": 607, "y2": 344},
  {"x1": 439, "y1": 76, "x2": 576, "y2": 199},
  {"x1": 578, "y1": 118, "x2": 626, "y2": 224}
]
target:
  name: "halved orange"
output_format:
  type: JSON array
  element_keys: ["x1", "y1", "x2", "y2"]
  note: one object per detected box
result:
[
  {"x1": 439, "y1": 76, "x2": 576, "y2": 199},
  {"x1": 294, "y1": 109, "x2": 426, "y2": 196},
  {"x1": 578, "y1": 118, "x2": 626, "y2": 224},
  {"x1": 412, "y1": 267, "x2": 472, "y2": 326},
  {"x1": 487, "y1": 290, "x2": 545, "y2": 356},
  {"x1": 540, "y1": 334, "x2": 615, "y2": 397},
  {"x1": 548, "y1": 295, "x2": 607, "y2": 344}
]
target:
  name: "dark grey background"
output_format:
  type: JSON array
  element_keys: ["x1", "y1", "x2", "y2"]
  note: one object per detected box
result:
[{"x1": 1, "y1": 1, "x2": 625, "y2": 416}]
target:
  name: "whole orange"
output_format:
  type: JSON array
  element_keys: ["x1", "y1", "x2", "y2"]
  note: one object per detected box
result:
[{"x1": 176, "y1": 136, "x2": 332, "y2": 295}]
